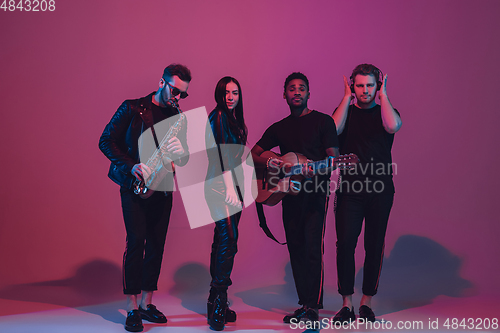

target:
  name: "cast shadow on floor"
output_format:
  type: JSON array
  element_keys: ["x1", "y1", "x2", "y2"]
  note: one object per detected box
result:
[
  {"x1": 0, "y1": 259, "x2": 124, "y2": 324},
  {"x1": 364, "y1": 234, "x2": 472, "y2": 315},
  {"x1": 0, "y1": 234, "x2": 473, "y2": 326},
  {"x1": 235, "y1": 234, "x2": 472, "y2": 317},
  {"x1": 167, "y1": 262, "x2": 304, "y2": 316},
  {"x1": 168, "y1": 262, "x2": 211, "y2": 316},
  {"x1": 234, "y1": 261, "x2": 300, "y2": 314}
]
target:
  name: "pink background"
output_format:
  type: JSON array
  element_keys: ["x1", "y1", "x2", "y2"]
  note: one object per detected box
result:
[{"x1": 1, "y1": 0, "x2": 499, "y2": 315}]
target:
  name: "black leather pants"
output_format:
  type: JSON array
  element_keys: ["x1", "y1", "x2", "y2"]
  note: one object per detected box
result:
[{"x1": 209, "y1": 211, "x2": 241, "y2": 290}]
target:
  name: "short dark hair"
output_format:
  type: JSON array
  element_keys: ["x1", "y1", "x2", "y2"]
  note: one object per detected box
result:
[
  {"x1": 162, "y1": 63, "x2": 192, "y2": 83},
  {"x1": 284, "y1": 72, "x2": 309, "y2": 93},
  {"x1": 350, "y1": 64, "x2": 382, "y2": 86}
]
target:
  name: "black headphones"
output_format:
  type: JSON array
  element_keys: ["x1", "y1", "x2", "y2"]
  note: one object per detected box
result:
[{"x1": 349, "y1": 65, "x2": 383, "y2": 93}]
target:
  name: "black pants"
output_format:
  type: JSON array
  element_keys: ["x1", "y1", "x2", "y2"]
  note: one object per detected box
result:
[
  {"x1": 282, "y1": 189, "x2": 328, "y2": 309},
  {"x1": 210, "y1": 211, "x2": 241, "y2": 291},
  {"x1": 120, "y1": 187, "x2": 173, "y2": 295},
  {"x1": 335, "y1": 192, "x2": 394, "y2": 296}
]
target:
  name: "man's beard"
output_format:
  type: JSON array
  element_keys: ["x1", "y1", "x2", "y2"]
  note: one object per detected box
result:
[{"x1": 288, "y1": 98, "x2": 307, "y2": 110}]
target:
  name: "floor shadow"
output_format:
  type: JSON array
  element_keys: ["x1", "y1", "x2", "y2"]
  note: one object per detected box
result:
[
  {"x1": 235, "y1": 262, "x2": 300, "y2": 313},
  {"x1": 168, "y1": 262, "x2": 211, "y2": 316},
  {"x1": 235, "y1": 262, "x2": 342, "y2": 324},
  {"x1": 0, "y1": 259, "x2": 124, "y2": 323},
  {"x1": 355, "y1": 234, "x2": 473, "y2": 315}
]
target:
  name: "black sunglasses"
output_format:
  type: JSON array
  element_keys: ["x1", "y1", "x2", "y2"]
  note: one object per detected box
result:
[{"x1": 166, "y1": 81, "x2": 188, "y2": 99}]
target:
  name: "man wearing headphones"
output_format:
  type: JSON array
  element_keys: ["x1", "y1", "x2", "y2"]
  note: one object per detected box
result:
[{"x1": 331, "y1": 64, "x2": 402, "y2": 323}]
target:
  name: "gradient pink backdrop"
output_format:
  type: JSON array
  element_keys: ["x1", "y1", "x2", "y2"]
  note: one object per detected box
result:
[{"x1": 1, "y1": 0, "x2": 499, "y2": 315}]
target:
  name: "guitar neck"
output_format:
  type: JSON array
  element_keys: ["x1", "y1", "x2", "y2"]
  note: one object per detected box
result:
[{"x1": 287, "y1": 156, "x2": 333, "y2": 176}]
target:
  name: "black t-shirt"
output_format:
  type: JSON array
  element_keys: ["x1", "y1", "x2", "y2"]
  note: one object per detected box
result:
[
  {"x1": 338, "y1": 104, "x2": 399, "y2": 194},
  {"x1": 257, "y1": 110, "x2": 339, "y2": 184},
  {"x1": 151, "y1": 103, "x2": 179, "y2": 131},
  {"x1": 257, "y1": 110, "x2": 338, "y2": 160}
]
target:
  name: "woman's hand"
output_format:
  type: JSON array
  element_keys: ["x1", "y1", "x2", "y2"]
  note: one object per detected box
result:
[{"x1": 225, "y1": 187, "x2": 242, "y2": 208}]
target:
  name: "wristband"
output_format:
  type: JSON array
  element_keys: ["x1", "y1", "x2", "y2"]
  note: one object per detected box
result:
[{"x1": 266, "y1": 157, "x2": 273, "y2": 169}]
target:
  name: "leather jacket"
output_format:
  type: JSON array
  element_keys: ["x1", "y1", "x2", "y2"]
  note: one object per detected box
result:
[
  {"x1": 204, "y1": 109, "x2": 245, "y2": 220},
  {"x1": 99, "y1": 92, "x2": 189, "y2": 189}
]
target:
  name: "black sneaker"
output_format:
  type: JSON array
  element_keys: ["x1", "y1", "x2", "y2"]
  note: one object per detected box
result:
[
  {"x1": 332, "y1": 306, "x2": 356, "y2": 323},
  {"x1": 302, "y1": 308, "x2": 319, "y2": 323},
  {"x1": 359, "y1": 305, "x2": 376, "y2": 322},
  {"x1": 283, "y1": 306, "x2": 307, "y2": 323},
  {"x1": 138, "y1": 304, "x2": 167, "y2": 323},
  {"x1": 125, "y1": 309, "x2": 143, "y2": 332}
]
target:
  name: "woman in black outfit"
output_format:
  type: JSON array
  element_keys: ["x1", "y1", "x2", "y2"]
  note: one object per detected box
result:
[{"x1": 204, "y1": 76, "x2": 247, "y2": 331}]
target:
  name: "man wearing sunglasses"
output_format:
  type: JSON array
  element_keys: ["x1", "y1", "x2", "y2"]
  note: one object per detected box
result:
[{"x1": 99, "y1": 64, "x2": 191, "y2": 332}]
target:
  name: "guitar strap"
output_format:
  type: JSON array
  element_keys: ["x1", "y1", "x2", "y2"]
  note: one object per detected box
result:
[
  {"x1": 256, "y1": 202, "x2": 286, "y2": 245},
  {"x1": 255, "y1": 185, "x2": 331, "y2": 246},
  {"x1": 255, "y1": 155, "x2": 338, "y2": 245}
]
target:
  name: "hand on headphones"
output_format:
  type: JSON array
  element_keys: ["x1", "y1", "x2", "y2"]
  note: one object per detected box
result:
[
  {"x1": 343, "y1": 75, "x2": 352, "y2": 99},
  {"x1": 379, "y1": 74, "x2": 388, "y2": 98}
]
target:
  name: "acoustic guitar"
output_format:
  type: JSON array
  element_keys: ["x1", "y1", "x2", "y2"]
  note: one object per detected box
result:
[{"x1": 255, "y1": 151, "x2": 359, "y2": 206}]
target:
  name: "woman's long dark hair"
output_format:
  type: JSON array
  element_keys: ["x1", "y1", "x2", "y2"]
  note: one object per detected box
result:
[{"x1": 214, "y1": 76, "x2": 248, "y2": 145}]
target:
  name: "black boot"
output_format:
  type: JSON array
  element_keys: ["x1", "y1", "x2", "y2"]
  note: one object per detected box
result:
[
  {"x1": 207, "y1": 288, "x2": 217, "y2": 324},
  {"x1": 209, "y1": 292, "x2": 227, "y2": 331},
  {"x1": 207, "y1": 288, "x2": 237, "y2": 323}
]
